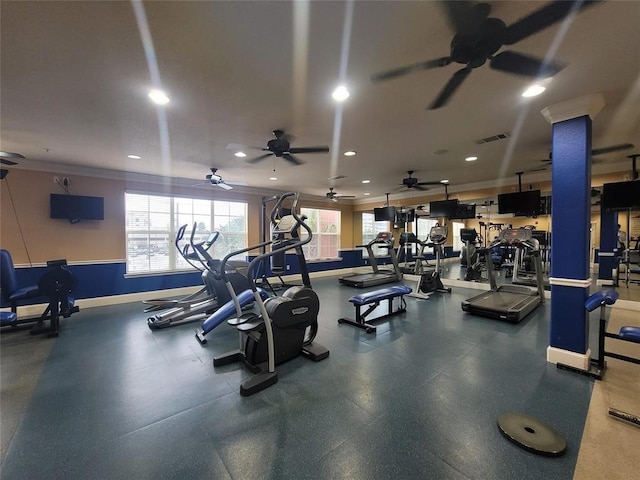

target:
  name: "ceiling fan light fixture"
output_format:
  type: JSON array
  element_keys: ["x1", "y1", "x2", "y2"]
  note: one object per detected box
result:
[
  {"x1": 332, "y1": 85, "x2": 350, "y2": 102},
  {"x1": 234, "y1": 151, "x2": 247, "y2": 158},
  {"x1": 440, "y1": 179, "x2": 449, "y2": 184},
  {"x1": 522, "y1": 84, "x2": 546, "y2": 98},
  {"x1": 148, "y1": 89, "x2": 170, "y2": 105}
]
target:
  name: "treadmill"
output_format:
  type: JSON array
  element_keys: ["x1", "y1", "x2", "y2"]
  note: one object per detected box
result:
[
  {"x1": 462, "y1": 228, "x2": 545, "y2": 323},
  {"x1": 340, "y1": 231, "x2": 403, "y2": 288}
]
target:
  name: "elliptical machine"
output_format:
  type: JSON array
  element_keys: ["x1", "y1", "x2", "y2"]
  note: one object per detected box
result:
[
  {"x1": 212, "y1": 192, "x2": 329, "y2": 396},
  {"x1": 409, "y1": 224, "x2": 452, "y2": 299},
  {"x1": 146, "y1": 223, "x2": 250, "y2": 329},
  {"x1": 460, "y1": 228, "x2": 484, "y2": 281}
]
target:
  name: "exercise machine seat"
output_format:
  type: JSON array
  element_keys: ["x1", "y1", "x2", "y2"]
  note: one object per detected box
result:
[
  {"x1": 0, "y1": 249, "x2": 41, "y2": 306},
  {"x1": 348, "y1": 285, "x2": 413, "y2": 306},
  {"x1": 619, "y1": 327, "x2": 640, "y2": 344},
  {"x1": 584, "y1": 290, "x2": 619, "y2": 312}
]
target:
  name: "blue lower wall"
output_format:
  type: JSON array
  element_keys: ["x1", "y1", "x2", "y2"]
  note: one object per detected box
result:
[{"x1": 4, "y1": 247, "x2": 461, "y2": 308}]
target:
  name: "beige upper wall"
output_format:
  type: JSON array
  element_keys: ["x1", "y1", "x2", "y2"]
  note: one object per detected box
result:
[{"x1": 0, "y1": 168, "x2": 354, "y2": 264}]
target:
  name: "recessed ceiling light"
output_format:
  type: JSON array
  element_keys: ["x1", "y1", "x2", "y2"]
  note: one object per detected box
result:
[
  {"x1": 344, "y1": 150, "x2": 357, "y2": 156},
  {"x1": 148, "y1": 89, "x2": 170, "y2": 105},
  {"x1": 522, "y1": 84, "x2": 546, "y2": 98},
  {"x1": 465, "y1": 156, "x2": 478, "y2": 162},
  {"x1": 332, "y1": 85, "x2": 350, "y2": 102},
  {"x1": 127, "y1": 154, "x2": 141, "y2": 159},
  {"x1": 362, "y1": 179, "x2": 370, "y2": 184},
  {"x1": 440, "y1": 179, "x2": 449, "y2": 184},
  {"x1": 364, "y1": 192, "x2": 370, "y2": 196},
  {"x1": 234, "y1": 151, "x2": 247, "y2": 158},
  {"x1": 269, "y1": 176, "x2": 278, "y2": 181}
]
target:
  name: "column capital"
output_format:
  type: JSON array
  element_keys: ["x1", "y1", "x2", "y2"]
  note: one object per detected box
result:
[{"x1": 541, "y1": 93, "x2": 605, "y2": 124}]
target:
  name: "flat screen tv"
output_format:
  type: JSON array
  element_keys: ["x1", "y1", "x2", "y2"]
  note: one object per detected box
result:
[
  {"x1": 454, "y1": 203, "x2": 476, "y2": 219},
  {"x1": 429, "y1": 199, "x2": 458, "y2": 218},
  {"x1": 395, "y1": 209, "x2": 415, "y2": 224},
  {"x1": 498, "y1": 190, "x2": 541, "y2": 216},
  {"x1": 601, "y1": 181, "x2": 640, "y2": 210},
  {"x1": 374, "y1": 206, "x2": 396, "y2": 222},
  {"x1": 50, "y1": 194, "x2": 104, "y2": 222}
]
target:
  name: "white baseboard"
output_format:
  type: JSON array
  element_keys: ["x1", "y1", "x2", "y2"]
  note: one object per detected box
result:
[{"x1": 547, "y1": 346, "x2": 592, "y2": 370}]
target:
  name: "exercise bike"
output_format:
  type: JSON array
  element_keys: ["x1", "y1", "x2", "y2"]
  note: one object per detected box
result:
[
  {"x1": 409, "y1": 224, "x2": 452, "y2": 300},
  {"x1": 210, "y1": 192, "x2": 329, "y2": 396}
]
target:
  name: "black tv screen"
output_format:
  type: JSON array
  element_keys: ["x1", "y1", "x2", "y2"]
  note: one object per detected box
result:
[
  {"x1": 395, "y1": 209, "x2": 415, "y2": 224},
  {"x1": 374, "y1": 206, "x2": 396, "y2": 221},
  {"x1": 602, "y1": 181, "x2": 640, "y2": 210},
  {"x1": 429, "y1": 200, "x2": 458, "y2": 218},
  {"x1": 498, "y1": 190, "x2": 541, "y2": 216},
  {"x1": 50, "y1": 194, "x2": 104, "y2": 221},
  {"x1": 454, "y1": 203, "x2": 476, "y2": 219}
]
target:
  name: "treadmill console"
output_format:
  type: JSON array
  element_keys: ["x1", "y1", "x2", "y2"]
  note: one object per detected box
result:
[
  {"x1": 374, "y1": 231, "x2": 394, "y2": 244},
  {"x1": 500, "y1": 228, "x2": 532, "y2": 243}
]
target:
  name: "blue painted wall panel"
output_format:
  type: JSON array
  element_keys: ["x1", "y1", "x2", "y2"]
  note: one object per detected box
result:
[{"x1": 550, "y1": 284, "x2": 589, "y2": 353}]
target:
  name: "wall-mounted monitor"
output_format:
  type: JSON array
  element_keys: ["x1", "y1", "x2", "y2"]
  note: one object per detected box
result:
[
  {"x1": 395, "y1": 208, "x2": 415, "y2": 224},
  {"x1": 601, "y1": 181, "x2": 640, "y2": 210},
  {"x1": 429, "y1": 199, "x2": 458, "y2": 218},
  {"x1": 50, "y1": 194, "x2": 104, "y2": 222},
  {"x1": 374, "y1": 206, "x2": 396, "y2": 222},
  {"x1": 498, "y1": 190, "x2": 541, "y2": 217},
  {"x1": 454, "y1": 203, "x2": 476, "y2": 219}
]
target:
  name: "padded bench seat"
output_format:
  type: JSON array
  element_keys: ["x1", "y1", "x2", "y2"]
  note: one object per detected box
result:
[
  {"x1": 348, "y1": 285, "x2": 413, "y2": 306},
  {"x1": 340, "y1": 285, "x2": 413, "y2": 334},
  {"x1": 1, "y1": 311, "x2": 17, "y2": 327}
]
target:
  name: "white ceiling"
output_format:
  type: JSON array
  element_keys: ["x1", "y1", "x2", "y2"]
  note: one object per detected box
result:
[{"x1": 1, "y1": 1, "x2": 639, "y2": 202}]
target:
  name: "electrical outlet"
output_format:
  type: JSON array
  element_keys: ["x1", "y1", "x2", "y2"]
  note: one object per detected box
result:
[{"x1": 53, "y1": 176, "x2": 59, "y2": 184}]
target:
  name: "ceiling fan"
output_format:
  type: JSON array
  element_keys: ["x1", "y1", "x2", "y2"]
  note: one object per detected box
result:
[
  {"x1": 527, "y1": 143, "x2": 635, "y2": 171},
  {"x1": 326, "y1": 187, "x2": 355, "y2": 202},
  {"x1": 241, "y1": 130, "x2": 329, "y2": 166},
  {"x1": 370, "y1": 0, "x2": 600, "y2": 109},
  {"x1": 1, "y1": 151, "x2": 25, "y2": 179},
  {"x1": 206, "y1": 168, "x2": 232, "y2": 190},
  {"x1": 400, "y1": 171, "x2": 444, "y2": 191}
]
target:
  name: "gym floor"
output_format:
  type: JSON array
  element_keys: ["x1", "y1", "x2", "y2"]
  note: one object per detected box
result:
[{"x1": 1, "y1": 271, "x2": 638, "y2": 480}]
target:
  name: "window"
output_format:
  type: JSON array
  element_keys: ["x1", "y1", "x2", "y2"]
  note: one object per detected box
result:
[
  {"x1": 362, "y1": 212, "x2": 390, "y2": 257},
  {"x1": 414, "y1": 216, "x2": 438, "y2": 255},
  {"x1": 451, "y1": 221, "x2": 465, "y2": 251},
  {"x1": 300, "y1": 208, "x2": 340, "y2": 259},
  {"x1": 125, "y1": 193, "x2": 247, "y2": 274}
]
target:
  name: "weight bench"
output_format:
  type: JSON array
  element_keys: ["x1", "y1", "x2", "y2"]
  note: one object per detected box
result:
[
  {"x1": 338, "y1": 285, "x2": 412, "y2": 333},
  {"x1": 558, "y1": 289, "x2": 640, "y2": 379}
]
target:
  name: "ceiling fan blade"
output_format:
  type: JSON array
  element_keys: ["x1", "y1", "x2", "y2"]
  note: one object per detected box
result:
[
  {"x1": 428, "y1": 67, "x2": 471, "y2": 110},
  {"x1": 0, "y1": 159, "x2": 18, "y2": 166},
  {"x1": 592, "y1": 143, "x2": 634, "y2": 156},
  {"x1": 246, "y1": 152, "x2": 273, "y2": 164},
  {"x1": 501, "y1": 0, "x2": 600, "y2": 46},
  {"x1": 217, "y1": 182, "x2": 233, "y2": 190},
  {"x1": 371, "y1": 57, "x2": 451, "y2": 83},
  {"x1": 0, "y1": 169, "x2": 8, "y2": 179},
  {"x1": 288, "y1": 146, "x2": 329, "y2": 154},
  {"x1": 417, "y1": 181, "x2": 446, "y2": 186},
  {"x1": 413, "y1": 185, "x2": 426, "y2": 191},
  {"x1": 490, "y1": 51, "x2": 565, "y2": 78},
  {"x1": 441, "y1": 1, "x2": 490, "y2": 36},
  {"x1": 282, "y1": 153, "x2": 304, "y2": 165}
]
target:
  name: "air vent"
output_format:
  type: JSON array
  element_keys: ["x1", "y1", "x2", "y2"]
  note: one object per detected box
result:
[
  {"x1": 328, "y1": 175, "x2": 347, "y2": 181},
  {"x1": 475, "y1": 132, "x2": 510, "y2": 145}
]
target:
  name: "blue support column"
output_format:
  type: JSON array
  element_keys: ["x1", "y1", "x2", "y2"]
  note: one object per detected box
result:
[
  {"x1": 549, "y1": 116, "x2": 592, "y2": 354},
  {"x1": 597, "y1": 209, "x2": 618, "y2": 285},
  {"x1": 542, "y1": 94, "x2": 604, "y2": 370}
]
